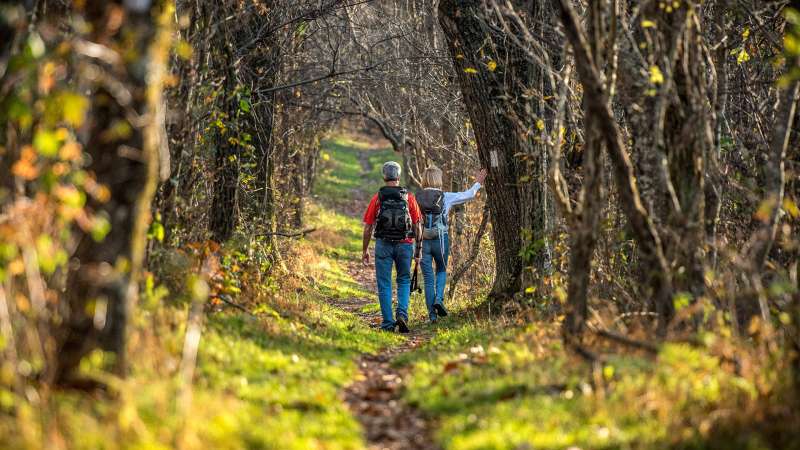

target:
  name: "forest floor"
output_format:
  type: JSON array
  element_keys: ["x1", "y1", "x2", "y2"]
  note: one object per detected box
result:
[{"x1": 2, "y1": 135, "x2": 791, "y2": 450}]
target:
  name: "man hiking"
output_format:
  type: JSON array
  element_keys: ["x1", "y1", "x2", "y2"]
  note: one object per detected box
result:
[{"x1": 362, "y1": 161, "x2": 422, "y2": 333}]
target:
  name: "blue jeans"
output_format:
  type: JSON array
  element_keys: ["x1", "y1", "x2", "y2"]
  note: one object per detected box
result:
[
  {"x1": 421, "y1": 233, "x2": 449, "y2": 321},
  {"x1": 375, "y1": 239, "x2": 414, "y2": 330}
]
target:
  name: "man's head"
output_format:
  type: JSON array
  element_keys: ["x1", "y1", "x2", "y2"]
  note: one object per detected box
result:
[{"x1": 382, "y1": 161, "x2": 402, "y2": 182}]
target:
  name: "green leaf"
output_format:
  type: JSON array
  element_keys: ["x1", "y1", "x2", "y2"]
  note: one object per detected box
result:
[
  {"x1": 27, "y1": 32, "x2": 45, "y2": 59},
  {"x1": 673, "y1": 292, "x2": 692, "y2": 312},
  {"x1": 7, "y1": 96, "x2": 33, "y2": 130},
  {"x1": 785, "y1": 7, "x2": 800, "y2": 26},
  {"x1": 239, "y1": 98, "x2": 251, "y2": 113},
  {"x1": 295, "y1": 21, "x2": 309, "y2": 37},
  {"x1": 147, "y1": 220, "x2": 165, "y2": 242},
  {"x1": 91, "y1": 214, "x2": 111, "y2": 242},
  {"x1": 36, "y1": 234, "x2": 66, "y2": 275}
]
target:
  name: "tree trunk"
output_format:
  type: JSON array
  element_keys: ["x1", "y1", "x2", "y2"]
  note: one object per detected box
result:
[
  {"x1": 558, "y1": 0, "x2": 674, "y2": 333},
  {"x1": 664, "y1": 12, "x2": 711, "y2": 297},
  {"x1": 209, "y1": 55, "x2": 239, "y2": 243},
  {"x1": 564, "y1": 117, "x2": 604, "y2": 339},
  {"x1": 438, "y1": 0, "x2": 550, "y2": 301},
  {"x1": 254, "y1": 45, "x2": 280, "y2": 231},
  {"x1": 56, "y1": 0, "x2": 167, "y2": 383}
]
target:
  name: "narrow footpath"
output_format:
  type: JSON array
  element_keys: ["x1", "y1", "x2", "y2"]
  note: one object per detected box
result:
[{"x1": 330, "y1": 144, "x2": 440, "y2": 450}]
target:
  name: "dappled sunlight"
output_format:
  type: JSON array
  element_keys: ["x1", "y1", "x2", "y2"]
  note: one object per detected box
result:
[{"x1": 2, "y1": 0, "x2": 800, "y2": 448}]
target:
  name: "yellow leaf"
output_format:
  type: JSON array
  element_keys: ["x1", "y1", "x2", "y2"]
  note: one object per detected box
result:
[
  {"x1": 755, "y1": 197, "x2": 777, "y2": 223},
  {"x1": 535, "y1": 119, "x2": 545, "y2": 131},
  {"x1": 34, "y1": 129, "x2": 61, "y2": 157},
  {"x1": 785, "y1": 34, "x2": 800, "y2": 57},
  {"x1": 176, "y1": 39, "x2": 193, "y2": 60},
  {"x1": 784, "y1": 197, "x2": 800, "y2": 218},
  {"x1": 463, "y1": 67, "x2": 478, "y2": 74},
  {"x1": 487, "y1": 60, "x2": 497, "y2": 71},
  {"x1": 649, "y1": 65, "x2": 664, "y2": 84},
  {"x1": 641, "y1": 19, "x2": 656, "y2": 28},
  {"x1": 8, "y1": 260, "x2": 24, "y2": 276},
  {"x1": 742, "y1": 27, "x2": 750, "y2": 40},
  {"x1": 736, "y1": 48, "x2": 750, "y2": 65},
  {"x1": 60, "y1": 92, "x2": 89, "y2": 128}
]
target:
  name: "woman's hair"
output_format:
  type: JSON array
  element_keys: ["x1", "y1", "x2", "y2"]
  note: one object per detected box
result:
[{"x1": 422, "y1": 165, "x2": 443, "y2": 189}]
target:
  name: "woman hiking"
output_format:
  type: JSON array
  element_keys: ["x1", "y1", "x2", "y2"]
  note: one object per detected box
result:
[{"x1": 417, "y1": 166, "x2": 487, "y2": 323}]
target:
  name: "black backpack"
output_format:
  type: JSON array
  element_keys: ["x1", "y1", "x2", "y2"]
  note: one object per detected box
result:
[
  {"x1": 374, "y1": 186, "x2": 413, "y2": 241},
  {"x1": 416, "y1": 189, "x2": 447, "y2": 240}
]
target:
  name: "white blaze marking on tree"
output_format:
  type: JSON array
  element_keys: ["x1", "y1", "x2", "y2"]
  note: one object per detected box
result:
[
  {"x1": 490, "y1": 150, "x2": 499, "y2": 167},
  {"x1": 124, "y1": 0, "x2": 151, "y2": 13}
]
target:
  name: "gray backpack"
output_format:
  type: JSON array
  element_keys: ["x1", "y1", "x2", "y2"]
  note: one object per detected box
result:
[{"x1": 417, "y1": 189, "x2": 447, "y2": 240}]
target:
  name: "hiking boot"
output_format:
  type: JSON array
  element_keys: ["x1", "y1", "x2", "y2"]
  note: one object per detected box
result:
[
  {"x1": 433, "y1": 302, "x2": 448, "y2": 317},
  {"x1": 396, "y1": 317, "x2": 410, "y2": 333}
]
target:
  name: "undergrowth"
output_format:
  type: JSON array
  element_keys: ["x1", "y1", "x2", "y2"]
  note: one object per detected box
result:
[{"x1": 0, "y1": 135, "x2": 401, "y2": 449}]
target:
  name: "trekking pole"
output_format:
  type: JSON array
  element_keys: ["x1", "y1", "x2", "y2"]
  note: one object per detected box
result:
[{"x1": 411, "y1": 260, "x2": 422, "y2": 293}]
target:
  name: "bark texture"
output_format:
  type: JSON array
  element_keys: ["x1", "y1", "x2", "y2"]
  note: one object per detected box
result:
[
  {"x1": 438, "y1": 0, "x2": 552, "y2": 301},
  {"x1": 56, "y1": 0, "x2": 167, "y2": 383}
]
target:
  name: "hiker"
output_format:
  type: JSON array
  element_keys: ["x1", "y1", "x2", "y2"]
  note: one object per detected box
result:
[
  {"x1": 417, "y1": 166, "x2": 487, "y2": 323},
  {"x1": 361, "y1": 161, "x2": 423, "y2": 333}
]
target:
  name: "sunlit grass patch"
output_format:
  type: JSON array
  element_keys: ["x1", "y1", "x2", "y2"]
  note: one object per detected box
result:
[
  {"x1": 400, "y1": 312, "x2": 782, "y2": 450},
  {"x1": 315, "y1": 136, "x2": 396, "y2": 204},
  {"x1": 359, "y1": 302, "x2": 381, "y2": 314},
  {"x1": 307, "y1": 203, "x2": 362, "y2": 256}
]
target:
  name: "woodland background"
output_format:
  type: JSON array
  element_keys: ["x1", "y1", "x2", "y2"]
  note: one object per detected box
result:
[{"x1": 2, "y1": 0, "x2": 800, "y2": 449}]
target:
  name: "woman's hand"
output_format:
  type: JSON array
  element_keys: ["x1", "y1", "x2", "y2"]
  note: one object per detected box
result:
[
  {"x1": 362, "y1": 251, "x2": 371, "y2": 266},
  {"x1": 475, "y1": 168, "x2": 487, "y2": 184}
]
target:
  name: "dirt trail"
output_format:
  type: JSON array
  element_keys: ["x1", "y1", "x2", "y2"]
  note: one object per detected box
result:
[{"x1": 333, "y1": 146, "x2": 439, "y2": 450}]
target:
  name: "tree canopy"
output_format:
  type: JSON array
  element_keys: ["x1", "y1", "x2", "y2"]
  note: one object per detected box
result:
[{"x1": 1, "y1": 0, "x2": 800, "y2": 448}]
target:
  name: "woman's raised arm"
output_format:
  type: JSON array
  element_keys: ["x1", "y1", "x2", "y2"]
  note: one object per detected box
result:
[{"x1": 444, "y1": 168, "x2": 487, "y2": 207}]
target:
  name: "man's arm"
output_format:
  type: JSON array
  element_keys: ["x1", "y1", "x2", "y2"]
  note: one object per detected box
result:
[
  {"x1": 410, "y1": 195, "x2": 423, "y2": 260},
  {"x1": 362, "y1": 223, "x2": 374, "y2": 265}
]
